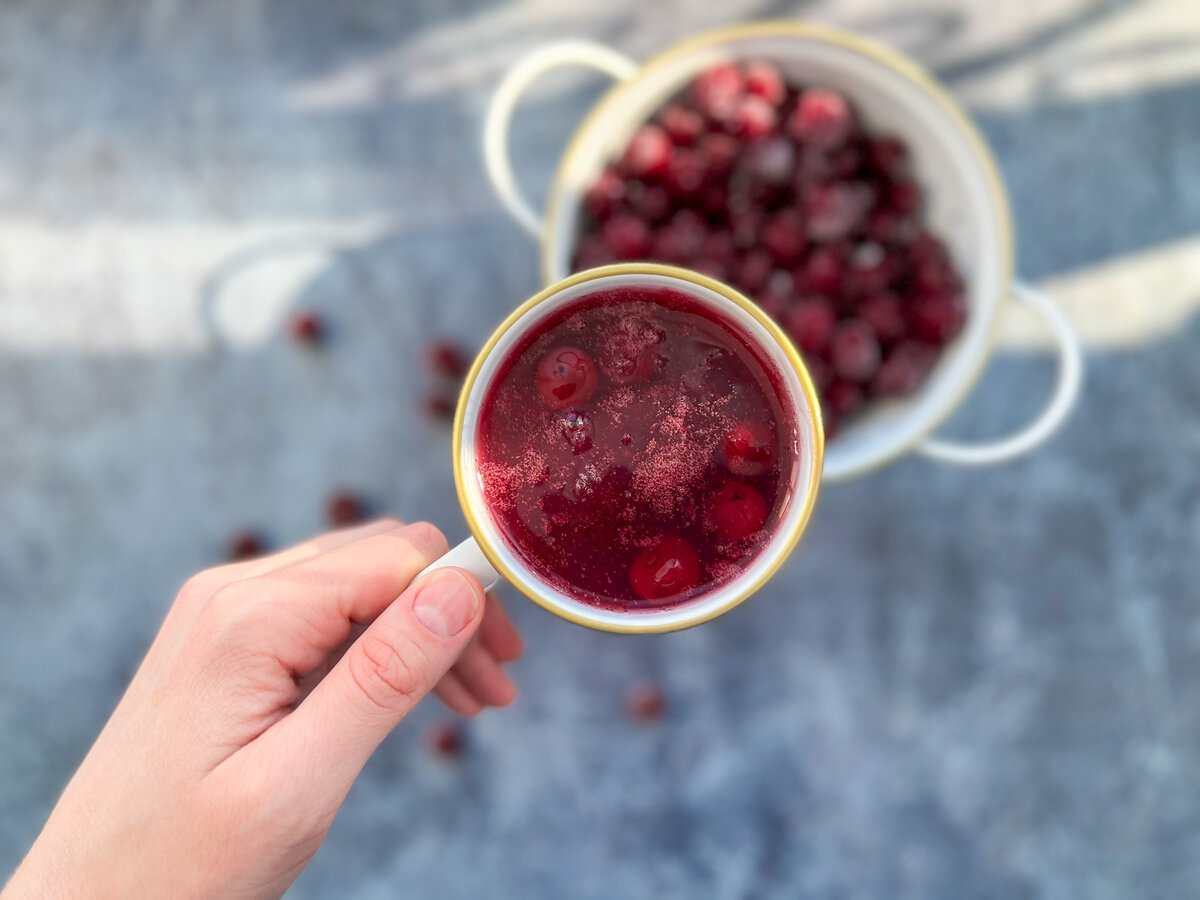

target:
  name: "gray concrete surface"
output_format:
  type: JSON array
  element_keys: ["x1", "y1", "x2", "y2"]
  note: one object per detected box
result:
[{"x1": 2, "y1": 1, "x2": 1200, "y2": 897}]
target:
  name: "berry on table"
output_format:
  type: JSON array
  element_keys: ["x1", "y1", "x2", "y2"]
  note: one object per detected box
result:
[
  {"x1": 426, "y1": 721, "x2": 464, "y2": 758},
  {"x1": 326, "y1": 491, "x2": 367, "y2": 527},
  {"x1": 228, "y1": 530, "x2": 266, "y2": 561},
  {"x1": 627, "y1": 683, "x2": 668, "y2": 723},
  {"x1": 289, "y1": 310, "x2": 326, "y2": 345}
]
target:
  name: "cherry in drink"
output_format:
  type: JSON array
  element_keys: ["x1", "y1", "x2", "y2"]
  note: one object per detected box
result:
[{"x1": 476, "y1": 283, "x2": 801, "y2": 610}]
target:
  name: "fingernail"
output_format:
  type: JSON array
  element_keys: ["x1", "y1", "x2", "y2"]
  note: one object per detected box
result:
[{"x1": 412, "y1": 569, "x2": 480, "y2": 638}]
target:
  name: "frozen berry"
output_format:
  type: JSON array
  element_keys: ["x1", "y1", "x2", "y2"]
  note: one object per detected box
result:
[
  {"x1": 425, "y1": 340, "x2": 469, "y2": 380},
  {"x1": 804, "y1": 182, "x2": 869, "y2": 242},
  {"x1": 426, "y1": 721, "x2": 463, "y2": 758},
  {"x1": 858, "y1": 293, "x2": 906, "y2": 343},
  {"x1": 889, "y1": 180, "x2": 923, "y2": 215},
  {"x1": 628, "y1": 182, "x2": 672, "y2": 223},
  {"x1": 423, "y1": 393, "x2": 456, "y2": 420},
  {"x1": 908, "y1": 293, "x2": 966, "y2": 342},
  {"x1": 789, "y1": 88, "x2": 855, "y2": 149},
  {"x1": 326, "y1": 491, "x2": 367, "y2": 527},
  {"x1": 744, "y1": 61, "x2": 785, "y2": 106},
  {"x1": 721, "y1": 421, "x2": 775, "y2": 476},
  {"x1": 629, "y1": 536, "x2": 703, "y2": 602},
  {"x1": 696, "y1": 132, "x2": 740, "y2": 176},
  {"x1": 584, "y1": 167, "x2": 625, "y2": 219},
  {"x1": 785, "y1": 298, "x2": 836, "y2": 354},
  {"x1": 700, "y1": 229, "x2": 737, "y2": 267},
  {"x1": 664, "y1": 148, "x2": 706, "y2": 198},
  {"x1": 795, "y1": 245, "x2": 845, "y2": 296},
  {"x1": 829, "y1": 320, "x2": 882, "y2": 382},
  {"x1": 867, "y1": 137, "x2": 908, "y2": 176},
  {"x1": 620, "y1": 124, "x2": 672, "y2": 179},
  {"x1": 733, "y1": 249, "x2": 774, "y2": 294},
  {"x1": 824, "y1": 380, "x2": 865, "y2": 417},
  {"x1": 228, "y1": 530, "x2": 266, "y2": 561},
  {"x1": 627, "y1": 684, "x2": 667, "y2": 722},
  {"x1": 573, "y1": 234, "x2": 618, "y2": 270},
  {"x1": 739, "y1": 136, "x2": 795, "y2": 185},
  {"x1": 707, "y1": 480, "x2": 768, "y2": 543},
  {"x1": 726, "y1": 95, "x2": 777, "y2": 139},
  {"x1": 871, "y1": 341, "x2": 937, "y2": 396},
  {"x1": 660, "y1": 105, "x2": 704, "y2": 146},
  {"x1": 601, "y1": 212, "x2": 652, "y2": 259},
  {"x1": 761, "y1": 209, "x2": 807, "y2": 264},
  {"x1": 535, "y1": 346, "x2": 599, "y2": 409},
  {"x1": 289, "y1": 311, "x2": 325, "y2": 345},
  {"x1": 691, "y1": 63, "x2": 746, "y2": 119},
  {"x1": 651, "y1": 209, "x2": 705, "y2": 263}
]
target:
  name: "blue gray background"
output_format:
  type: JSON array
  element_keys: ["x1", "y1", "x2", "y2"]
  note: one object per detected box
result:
[{"x1": 2, "y1": 1, "x2": 1199, "y2": 897}]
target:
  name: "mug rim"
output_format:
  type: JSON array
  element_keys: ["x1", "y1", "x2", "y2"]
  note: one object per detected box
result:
[
  {"x1": 452, "y1": 262, "x2": 825, "y2": 634},
  {"x1": 537, "y1": 20, "x2": 1016, "y2": 480}
]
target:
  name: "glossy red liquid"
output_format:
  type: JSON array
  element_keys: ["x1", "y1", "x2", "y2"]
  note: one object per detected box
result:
[{"x1": 477, "y1": 285, "x2": 800, "y2": 610}]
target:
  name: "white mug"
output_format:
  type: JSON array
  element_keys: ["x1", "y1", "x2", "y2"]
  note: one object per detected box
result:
[
  {"x1": 423, "y1": 263, "x2": 824, "y2": 633},
  {"x1": 483, "y1": 22, "x2": 1084, "y2": 483}
]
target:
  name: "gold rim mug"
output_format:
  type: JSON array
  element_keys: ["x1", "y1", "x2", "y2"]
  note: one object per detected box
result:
[
  {"x1": 418, "y1": 263, "x2": 824, "y2": 634},
  {"x1": 483, "y1": 22, "x2": 1084, "y2": 482}
]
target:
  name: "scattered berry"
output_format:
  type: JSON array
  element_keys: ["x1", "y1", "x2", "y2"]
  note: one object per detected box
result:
[
  {"x1": 425, "y1": 340, "x2": 469, "y2": 380},
  {"x1": 289, "y1": 311, "x2": 326, "y2": 345},
  {"x1": 426, "y1": 721, "x2": 463, "y2": 758},
  {"x1": 326, "y1": 491, "x2": 367, "y2": 527},
  {"x1": 228, "y1": 531, "x2": 266, "y2": 561},
  {"x1": 423, "y1": 393, "x2": 456, "y2": 420},
  {"x1": 627, "y1": 684, "x2": 667, "y2": 722}
]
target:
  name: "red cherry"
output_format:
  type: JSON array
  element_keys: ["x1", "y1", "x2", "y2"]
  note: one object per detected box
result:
[
  {"x1": 733, "y1": 249, "x2": 774, "y2": 294},
  {"x1": 908, "y1": 293, "x2": 966, "y2": 342},
  {"x1": 707, "y1": 480, "x2": 769, "y2": 543},
  {"x1": 664, "y1": 148, "x2": 706, "y2": 197},
  {"x1": 858, "y1": 293, "x2": 906, "y2": 343},
  {"x1": 871, "y1": 341, "x2": 937, "y2": 396},
  {"x1": 659, "y1": 105, "x2": 704, "y2": 146},
  {"x1": 601, "y1": 212, "x2": 652, "y2": 259},
  {"x1": 426, "y1": 721, "x2": 463, "y2": 758},
  {"x1": 739, "y1": 135, "x2": 795, "y2": 185},
  {"x1": 829, "y1": 320, "x2": 882, "y2": 382},
  {"x1": 535, "y1": 346, "x2": 599, "y2": 409},
  {"x1": 730, "y1": 206, "x2": 765, "y2": 249},
  {"x1": 326, "y1": 491, "x2": 367, "y2": 527},
  {"x1": 228, "y1": 530, "x2": 266, "y2": 561},
  {"x1": 422, "y1": 393, "x2": 456, "y2": 421},
  {"x1": 867, "y1": 136, "x2": 908, "y2": 176},
  {"x1": 824, "y1": 380, "x2": 864, "y2": 417},
  {"x1": 789, "y1": 88, "x2": 855, "y2": 149},
  {"x1": 629, "y1": 536, "x2": 703, "y2": 602},
  {"x1": 584, "y1": 167, "x2": 625, "y2": 219},
  {"x1": 744, "y1": 61, "x2": 786, "y2": 106},
  {"x1": 627, "y1": 684, "x2": 667, "y2": 722},
  {"x1": 865, "y1": 208, "x2": 917, "y2": 245},
  {"x1": 628, "y1": 181, "x2": 672, "y2": 223},
  {"x1": 726, "y1": 95, "x2": 777, "y2": 139},
  {"x1": 289, "y1": 311, "x2": 325, "y2": 345},
  {"x1": 651, "y1": 209, "x2": 706, "y2": 264},
  {"x1": 721, "y1": 421, "x2": 776, "y2": 476},
  {"x1": 795, "y1": 245, "x2": 845, "y2": 296},
  {"x1": 700, "y1": 229, "x2": 737, "y2": 267},
  {"x1": 761, "y1": 209, "x2": 808, "y2": 264},
  {"x1": 889, "y1": 180, "x2": 923, "y2": 215},
  {"x1": 804, "y1": 181, "x2": 869, "y2": 242},
  {"x1": 425, "y1": 340, "x2": 468, "y2": 380},
  {"x1": 572, "y1": 234, "x2": 618, "y2": 271},
  {"x1": 696, "y1": 132, "x2": 740, "y2": 176},
  {"x1": 620, "y1": 124, "x2": 672, "y2": 179},
  {"x1": 690, "y1": 63, "x2": 746, "y2": 119},
  {"x1": 785, "y1": 298, "x2": 837, "y2": 354}
]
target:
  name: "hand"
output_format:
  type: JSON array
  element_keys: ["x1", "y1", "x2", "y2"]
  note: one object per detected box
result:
[{"x1": 4, "y1": 519, "x2": 523, "y2": 899}]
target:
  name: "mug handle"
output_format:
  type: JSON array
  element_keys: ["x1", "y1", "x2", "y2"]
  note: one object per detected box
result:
[
  {"x1": 418, "y1": 537, "x2": 502, "y2": 593},
  {"x1": 917, "y1": 282, "x2": 1084, "y2": 465},
  {"x1": 484, "y1": 41, "x2": 639, "y2": 238}
]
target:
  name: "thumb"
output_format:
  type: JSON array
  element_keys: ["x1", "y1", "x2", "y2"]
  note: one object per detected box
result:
[{"x1": 274, "y1": 567, "x2": 484, "y2": 784}]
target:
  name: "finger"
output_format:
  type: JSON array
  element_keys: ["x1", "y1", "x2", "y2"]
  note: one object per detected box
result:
[
  {"x1": 450, "y1": 638, "x2": 517, "y2": 708},
  {"x1": 257, "y1": 567, "x2": 485, "y2": 788},
  {"x1": 433, "y1": 671, "x2": 484, "y2": 717},
  {"x1": 202, "y1": 522, "x2": 450, "y2": 679},
  {"x1": 479, "y1": 594, "x2": 524, "y2": 663}
]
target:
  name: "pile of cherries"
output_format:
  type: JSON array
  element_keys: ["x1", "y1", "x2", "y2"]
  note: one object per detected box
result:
[{"x1": 571, "y1": 60, "x2": 967, "y2": 435}]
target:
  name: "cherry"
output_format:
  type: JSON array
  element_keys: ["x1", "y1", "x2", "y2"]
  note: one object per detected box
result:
[
  {"x1": 620, "y1": 124, "x2": 672, "y2": 179},
  {"x1": 795, "y1": 245, "x2": 845, "y2": 296},
  {"x1": 865, "y1": 208, "x2": 916, "y2": 244},
  {"x1": 289, "y1": 311, "x2": 325, "y2": 345},
  {"x1": 739, "y1": 135, "x2": 795, "y2": 185},
  {"x1": 785, "y1": 297, "x2": 836, "y2": 354},
  {"x1": 696, "y1": 132, "x2": 740, "y2": 176},
  {"x1": 867, "y1": 136, "x2": 908, "y2": 176},
  {"x1": 627, "y1": 684, "x2": 667, "y2": 722},
  {"x1": 908, "y1": 293, "x2": 966, "y2": 342},
  {"x1": 659, "y1": 104, "x2": 704, "y2": 146},
  {"x1": 700, "y1": 229, "x2": 737, "y2": 267},
  {"x1": 422, "y1": 393, "x2": 456, "y2": 421},
  {"x1": 761, "y1": 209, "x2": 808, "y2": 264},
  {"x1": 871, "y1": 341, "x2": 937, "y2": 396},
  {"x1": 744, "y1": 61, "x2": 785, "y2": 106},
  {"x1": 326, "y1": 491, "x2": 367, "y2": 526},
  {"x1": 789, "y1": 88, "x2": 855, "y2": 149},
  {"x1": 730, "y1": 205, "x2": 765, "y2": 249},
  {"x1": 426, "y1": 721, "x2": 463, "y2": 758},
  {"x1": 889, "y1": 180, "x2": 923, "y2": 215},
  {"x1": 228, "y1": 530, "x2": 266, "y2": 561},
  {"x1": 628, "y1": 181, "x2": 672, "y2": 223},
  {"x1": 691, "y1": 63, "x2": 746, "y2": 119},
  {"x1": 425, "y1": 340, "x2": 468, "y2": 380},
  {"x1": 665, "y1": 148, "x2": 706, "y2": 197},
  {"x1": 629, "y1": 536, "x2": 703, "y2": 601},
  {"x1": 601, "y1": 212, "x2": 652, "y2": 259},
  {"x1": 726, "y1": 95, "x2": 777, "y2": 139},
  {"x1": 804, "y1": 181, "x2": 868, "y2": 242},
  {"x1": 828, "y1": 320, "x2": 882, "y2": 382},
  {"x1": 844, "y1": 242, "x2": 898, "y2": 297},
  {"x1": 651, "y1": 209, "x2": 705, "y2": 264},
  {"x1": 707, "y1": 480, "x2": 768, "y2": 543},
  {"x1": 858, "y1": 292, "x2": 906, "y2": 343},
  {"x1": 824, "y1": 380, "x2": 865, "y2": 417},
  {"x1": 721, "y1": 421, "x2": 775, "y2": 476},
  {"x1": 733, "y1": 249, "x2": 774, "y2": 295},
  {"x1": 572, "y1": 234, "x2": 617, "y2": 270},
  {"x1": 584, "y1": 167, "x2": 625, "y2": 219},
  {"x1": 535, "y1": 346, "x2": 599, "y2": 409}
]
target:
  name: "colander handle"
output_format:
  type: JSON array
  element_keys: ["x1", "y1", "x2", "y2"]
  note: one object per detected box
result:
[
  {"x1": 917, "y1": 282, "x2": 1084, "y2": 465},
  {"x1": 416, "y1": 537, "x2": 502, "y2": 593},
  {"x1": 484, "y1": 41, "x2": 639, "y2": 238}
]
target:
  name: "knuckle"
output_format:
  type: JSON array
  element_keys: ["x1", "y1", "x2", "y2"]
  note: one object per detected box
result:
[
  {"x1": 203, "y1": 579, "x2": 262, "y2": 628},
  {"x1": 348, "y1": 627, "x2": 430, "y2": 711},
  {"x1": 400, "y1": 521, "x2": 449, "y2": 559}
]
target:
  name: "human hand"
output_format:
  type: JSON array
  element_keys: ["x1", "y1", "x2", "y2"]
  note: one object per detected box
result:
[{"x1": 4, "y1": 519, "x2": 522, "y2": 899}]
